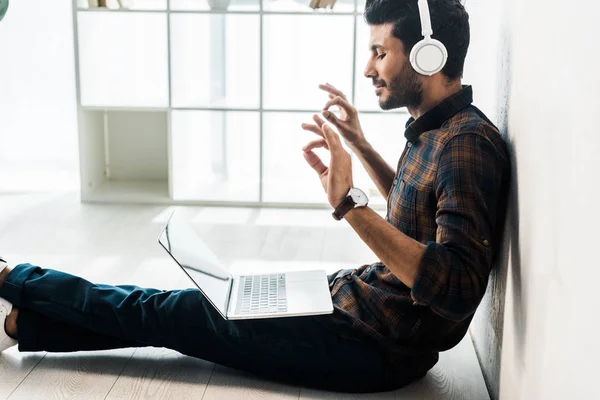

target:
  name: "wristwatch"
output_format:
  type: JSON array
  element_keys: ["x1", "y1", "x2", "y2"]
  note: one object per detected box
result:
[{"x1": 332, "y1": 188, "x2": 369, "y2": 221}]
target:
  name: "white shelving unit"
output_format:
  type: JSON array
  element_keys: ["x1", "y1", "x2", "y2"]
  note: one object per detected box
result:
[
  {"x1": 72, "y1": 0, "x2": 406, "y2": 207},
  {"x1": 73, "y1": 0, "x2": 171, "y2": 204}
]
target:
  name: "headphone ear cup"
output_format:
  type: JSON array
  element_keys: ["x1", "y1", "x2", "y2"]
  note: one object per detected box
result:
[{"x1": 410, "y1": 38, "x2": 448, "y2": 76}]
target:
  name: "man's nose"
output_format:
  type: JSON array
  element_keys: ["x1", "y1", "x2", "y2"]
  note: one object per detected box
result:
[{"x1": 364, "y1": 59, "x2": 376, "y2": 79}]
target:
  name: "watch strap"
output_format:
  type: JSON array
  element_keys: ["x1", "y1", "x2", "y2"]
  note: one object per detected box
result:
[{"x1": 332, "y1": 196, "x2": 356, "y2": 221}]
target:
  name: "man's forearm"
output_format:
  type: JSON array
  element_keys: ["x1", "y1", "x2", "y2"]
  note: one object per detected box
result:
[
  {"x1": 344, "y1": 206, "x2": 426, "y2": 288},
  {"x1": 350, "y1": 140, "x2": 396, "y2": 199}
]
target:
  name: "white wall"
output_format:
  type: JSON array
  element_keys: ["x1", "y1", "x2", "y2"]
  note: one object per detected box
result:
[
  {"x1": 463, "y1": 2, "x2": 510, "y2": 399},
  {"x1": 0, "y1": 0, "x2": 78, "y2": 191},
  {"x1": 466, "y1": 0, "x2": 600, "y2": 399}
]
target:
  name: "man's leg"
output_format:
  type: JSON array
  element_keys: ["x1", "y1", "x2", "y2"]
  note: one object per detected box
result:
[
  {"x1": 7, "y1": 308, "x2": 140, "y2": 352},
  {"x1": 0, "y1": 263, "x2": 425, "y2": 393}
]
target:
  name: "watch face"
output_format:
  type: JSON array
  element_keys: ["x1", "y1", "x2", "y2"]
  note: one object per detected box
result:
[{"x1": 348, "y1": 188, "x2": 368, "y2": 207}]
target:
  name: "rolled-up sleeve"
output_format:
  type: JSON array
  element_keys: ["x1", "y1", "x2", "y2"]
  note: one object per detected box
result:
[{"x1": 411, "y1": 133, "x2": 506, "y2": 322}]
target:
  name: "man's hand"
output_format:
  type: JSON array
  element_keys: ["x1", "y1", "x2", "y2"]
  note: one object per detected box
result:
[
  {"x1": 318, "y1": 83, "x2": 367, "y2": 150},
  {"x1": 301, "y1": 118, "x2": 353, "y2": 209}
]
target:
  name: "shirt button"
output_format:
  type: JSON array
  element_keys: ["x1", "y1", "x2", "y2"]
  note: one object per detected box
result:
[
  {"x1": 345, "y1": 274, "x2": 352, "y2": 281},
  {"x1": 483, "y1": 239, "x2": 490, "y2": 247},
  {"x1": 393, "y1": 178, "x2": 398, "y2": 185},
  {"x1": 407, "y1": 142, "x2": 413, "y2": 148}
]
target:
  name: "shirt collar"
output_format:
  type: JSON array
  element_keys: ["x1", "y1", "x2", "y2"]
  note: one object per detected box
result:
[{"x1": 404, "y1": 85, "x2": 474, "y2": 143}]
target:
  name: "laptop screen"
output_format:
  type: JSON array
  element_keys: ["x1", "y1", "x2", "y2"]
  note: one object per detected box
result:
[{"x1": 158, "y1": 212, "x2": 232, "y2": 318}]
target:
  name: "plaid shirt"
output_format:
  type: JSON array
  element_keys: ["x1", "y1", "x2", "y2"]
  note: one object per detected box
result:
[{"x1": 316, "y1": 86, "x2": 511, "y2": 363}]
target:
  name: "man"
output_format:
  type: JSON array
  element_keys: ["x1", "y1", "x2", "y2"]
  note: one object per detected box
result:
[{"x1": 0, "y1": 0, "x2": 510, "y2": 394}]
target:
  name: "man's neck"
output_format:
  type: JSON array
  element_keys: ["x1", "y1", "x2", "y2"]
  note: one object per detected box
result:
[{"x1": 407, "y1": 79, "x2": 463, "y2": 120}]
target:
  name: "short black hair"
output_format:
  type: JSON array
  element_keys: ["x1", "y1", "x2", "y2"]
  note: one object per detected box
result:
[{"x1": 364, "y1": 0, "x2": 470, "y2": 80}]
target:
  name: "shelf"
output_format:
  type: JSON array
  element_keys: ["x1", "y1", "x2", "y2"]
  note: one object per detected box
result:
[
  {"x1": 75, "y1": 0, "x2": 360, "y2": 15},
  {"x1": 79, "y1": 105, "x2": 407, "y2": 114},
  {"x1": 262, "y1": 0, "x2": 354, "y2": 13},
  {"x1": 78, "y1": 109, "x2": 169, "y2": 203},
  {"x1": 83, "y1": 180, "x2": 170, "y2": 203},
  {"x1": 170, "y1": 0, "x2": 259, "y2": 12},
  {"x1": 170, "y1": 13, "x2": 260, "y2": 109},
  {"x1": 77, "y1": 12, "x2": 169, "y2": 108},
  {"x1": 80, "y1": 178, "x2": 389, "y2": 209},
  {"x1": 170, "y1": 110, "x2": 260, "y2": 202},
  {"x1": 73, "y1": 0, "x2": 405, "y2": 207},
  {"x1": 77, "y1": 0, "x2": 167, "y2": 11},
  {"x1": 77, "y1": 7, "x2": 166, "y2": 13},
  {"x1": 75, "y1": 9, "x2": 360, "y2": 16}
]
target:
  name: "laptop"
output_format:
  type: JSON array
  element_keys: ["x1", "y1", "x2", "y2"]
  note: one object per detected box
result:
[{"x1": 158, "y1": 211, "x2": 334, "y2": 320}]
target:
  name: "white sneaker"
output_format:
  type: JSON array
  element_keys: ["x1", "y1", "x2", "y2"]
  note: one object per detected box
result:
[
  {"x1": 0, "y1": 297, "x2": 17, "y2": 352},
  {"x1": 0, "y1": 256, "x2": 6, "y2": 274},
  {"x1": 0, "y1": 256, "x2": 17, "y2": 352}
]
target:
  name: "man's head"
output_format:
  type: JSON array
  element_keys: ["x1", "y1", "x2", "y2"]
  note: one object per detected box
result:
[{"x1": 363, "y1": 0, "x2": 470, "y2": 110}]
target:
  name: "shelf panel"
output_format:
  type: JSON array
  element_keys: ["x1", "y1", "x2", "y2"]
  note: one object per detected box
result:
[
  {"x1": 262, "y1": 112, "x2": 328, "y2": 204},
  {"x1": 80, "y1": 105, "x2": 406, "y2": 114},
  {"x1": 262, "y1": 14, "x2": 355, "y2": 110},
  {"x1": 170, "y1": 110, "x2": 260, "y2": 202},
  {"x1": 262, "y1": 0, "x2": 354, "y2": 13},
  {"x1": 81, "y1": 179, "x2": 388, "y2": 210},
  {"x1": 170, "y1": 13, "x2": 260, "y2": 109},
  {"x1": 77, "y1": 0, "x2": 167, "y2": 11},
  {"x1": 77, "y1": 12, "x2": 169, "y2": 108},
  {"x1": 171, "y1": 0, "x2": 259, "y2": 12},
  {"x1": 105, "y1": 111, "x2": 169, "y2": 181},
  {"x1": 83, "y1": 180, "x2": 170, "y2": 203}
]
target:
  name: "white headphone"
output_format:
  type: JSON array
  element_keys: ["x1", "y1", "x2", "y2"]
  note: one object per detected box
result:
[{"x1": 409, "y1": 0, "x2": 448, "y2": 76}]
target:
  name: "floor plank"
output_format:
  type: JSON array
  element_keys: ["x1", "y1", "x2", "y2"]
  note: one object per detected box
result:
[
  {"x1": 299, "y1": 334, "x2": 489, "y2": 400},
  {"x1": 300, "y1": 388, "x2": 395, "y2": 400},
  {"x1": 0, "y1": 347, "x2": 45, "y2": 400},
  {"x1": 202, "y1": 365, "x2": 301, "y2": 400},
  {"x1": 7, "y1": 349, "x2": 135, "y2": 400},
  {"x1": 392, "y1": 334, "x2": 490, "y2": 400},
  {"x1": 105, "y1": 347, "x2": 214, "y2": 400}
]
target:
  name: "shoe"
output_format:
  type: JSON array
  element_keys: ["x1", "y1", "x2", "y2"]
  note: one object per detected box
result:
[
  {"x1": 0, "y1": 256, "x2": 17, "y2": 352},
  {"x1": 0, "y1": 297, "x2": 17, "y2": 352}
]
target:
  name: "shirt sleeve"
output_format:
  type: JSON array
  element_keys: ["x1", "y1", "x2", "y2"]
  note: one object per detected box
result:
[{"x1": 410, "y1": 133, "x2": 507, "y2": 322}]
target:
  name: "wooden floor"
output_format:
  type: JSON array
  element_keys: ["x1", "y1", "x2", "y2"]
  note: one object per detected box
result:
[{"x1": 0, "y1": 192, "x2": 489, "y2": 399}]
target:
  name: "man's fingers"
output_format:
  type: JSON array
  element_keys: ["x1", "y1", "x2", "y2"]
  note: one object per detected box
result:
[
  {"x1": 301, "y1": 123, "x2": 325, "y2": 138},
  {"x1": 302, "y1": 138, "x2": 328, "y2": 152},
  {"x1": 312, "y1": 114, "x2": 326, "y2": 128},
  {"x1": 323, "y1": 96, "x2": 355, "y2": 119},
  {"x1": 303, "y1": 150, "x2": 328, "y2": 176},
  {"x1": 323, "y1": 96, "x2": 353, "y2": 113},
  {"x1": 319, "y1": 83, "x2": 348, "y2": 100},
  {"x1": 321, "y1": 124, "x2": 341, "y2": 150},
  {"x1": 321, "y1": 109, "x2": 343, "y2": 128}
]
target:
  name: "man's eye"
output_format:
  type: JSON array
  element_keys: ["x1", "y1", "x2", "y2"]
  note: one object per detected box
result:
[{"x1": 377, "y1": 54, "x2": 386, "y2": 60}]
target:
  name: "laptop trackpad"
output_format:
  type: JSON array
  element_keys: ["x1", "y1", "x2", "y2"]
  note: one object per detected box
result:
[
  {"x1": 286, "y1": 270, "x2": 327, "y2": 282},
  {"x1": 286, "y1": 270, "x2": 333, "y2": 314}
]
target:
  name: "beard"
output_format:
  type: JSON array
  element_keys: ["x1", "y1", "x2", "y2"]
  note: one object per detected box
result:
[{"x1": 376, "y1": 61, "x2": 423, "y2": 110}]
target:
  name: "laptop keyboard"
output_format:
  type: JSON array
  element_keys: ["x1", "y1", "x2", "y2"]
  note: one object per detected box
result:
[{"x1": 235, "y1": 274, "x2": 288, "y2": 315}]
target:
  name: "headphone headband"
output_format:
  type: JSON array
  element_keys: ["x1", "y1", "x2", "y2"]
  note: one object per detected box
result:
[{"x1": 417, "y1": 0, "x2": 433, "y2": 37}]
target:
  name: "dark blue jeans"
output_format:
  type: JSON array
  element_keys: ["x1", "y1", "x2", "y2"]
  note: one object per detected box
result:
[{"x1": 0, "y1": 264, "x2": 429, "y2": 393}]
